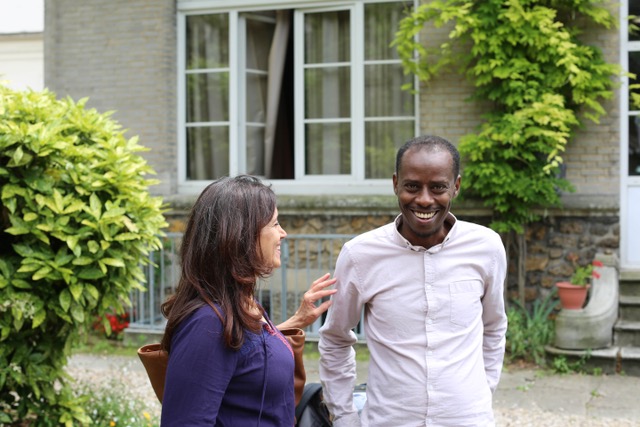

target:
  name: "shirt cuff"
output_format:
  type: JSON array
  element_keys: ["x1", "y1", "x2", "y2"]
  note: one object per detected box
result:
[{"x1": 333, "y1": 412, "x2": 361, "y2": 427}]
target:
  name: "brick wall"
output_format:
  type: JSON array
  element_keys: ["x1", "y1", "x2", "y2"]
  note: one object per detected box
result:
[{"x1": 44, "y1": 0, "x2": 178, "y2": 194}]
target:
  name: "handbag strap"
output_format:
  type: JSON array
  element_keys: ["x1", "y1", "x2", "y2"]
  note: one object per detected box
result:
[{"x1": 295, "y1": 382, "x2": 323, "y2": 422}]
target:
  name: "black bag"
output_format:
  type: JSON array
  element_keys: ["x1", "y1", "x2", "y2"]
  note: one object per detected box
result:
[{"x1": 295, "y1": 383, "x2": 333, "y2": 427}]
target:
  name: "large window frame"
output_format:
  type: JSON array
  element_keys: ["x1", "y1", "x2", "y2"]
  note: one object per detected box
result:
[
  {"x1": 620, "y1": 0, "x2": 640, "y2": 270},
  {"x1": 177, "y1": 0, "x2": 419, "y2": 195}
]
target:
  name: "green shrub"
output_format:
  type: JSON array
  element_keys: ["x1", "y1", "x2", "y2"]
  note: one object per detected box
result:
[
  {"x1": 505, "y1": 291, "x2": 558, "y2": 366},
  {"x1": 0, "y1": 85, "x2": 166, "y2": 425}
]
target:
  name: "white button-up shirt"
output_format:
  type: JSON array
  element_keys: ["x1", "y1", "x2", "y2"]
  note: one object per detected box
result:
[{"x1": 319, "y1": 214, "x2": 507, "y2": 427}]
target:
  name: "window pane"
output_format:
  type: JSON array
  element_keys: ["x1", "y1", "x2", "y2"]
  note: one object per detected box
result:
[
  {"x1": 629, "y1": 52, "x2": 640, "y2": 111},
  {"x1": 305, "y1": 123, "x2": 351, "y2": 175},
  {"x1": 365, "y1": 121, "x2": 414, "y2": 178},
  {"x1": 246, "y1": 125, "x2": 265, "y2": 176},
  {"x1": 187, "y1": 73, "x2": 229, "y2": 122},
  {"x1": 365, "y1": 63, "x2": 414, "y2": 117},
  {"x1": 246, "y1": 16, "x2": 275, "y2": 70},
  {"x1": 365, "y1": 2, "x2": 412, "y2": 60},
  {"x1": 629, "y1": 116, "x2": 640, "y2": 176},
  {"x1": 305, "y1": 11, "x2": 350, "y2": 64},
  {"x1": 305, "y1": 67, "x2": 351, "y2": 119},
  {"x1": 186, "y1": 14, "x2": 229, "y2": 69},
  {"x1": 186, "y1": 126, "x2": 229, "y2": 179},
  {"x1": 246, "y1": 71, "x2": 268, "y2": 123},
  {"x1": 630, "y1": 1, "x2": 640, "y2": 42}
]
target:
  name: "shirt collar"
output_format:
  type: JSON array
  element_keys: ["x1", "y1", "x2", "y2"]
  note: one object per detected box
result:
[{"x1": 393, "y1": 212, "x2": 458, "y2": 252}]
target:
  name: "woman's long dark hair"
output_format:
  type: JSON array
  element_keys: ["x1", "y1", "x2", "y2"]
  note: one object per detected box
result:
[{"x1": 160, "y1": 175, "x2": 277, "y2": 351}]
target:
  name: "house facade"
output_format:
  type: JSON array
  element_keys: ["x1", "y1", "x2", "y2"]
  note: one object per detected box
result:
[
  {"x1": 43, "y1": 0, "x2": 640, "y2": 303},
  {"x1": 0, "y1": 0, "x2": 44, "y2": 92}
]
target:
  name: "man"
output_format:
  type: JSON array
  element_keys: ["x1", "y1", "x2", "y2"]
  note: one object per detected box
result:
[{"x1": 319, "y1": 135, "x2": 507, "y2": 426}]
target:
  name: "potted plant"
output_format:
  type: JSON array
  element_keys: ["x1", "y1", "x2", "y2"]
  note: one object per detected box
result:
[{"x1": 556, "y1": 255, "x2": 604, "y2": 310}]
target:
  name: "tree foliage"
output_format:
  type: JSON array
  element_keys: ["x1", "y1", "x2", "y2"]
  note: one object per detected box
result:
[
  {"x1": 393, "y1": 0, "x2": 620, "y2": 233},
  {"x1": 0, "y1": 84, "x2": 167, "y2": 425}
]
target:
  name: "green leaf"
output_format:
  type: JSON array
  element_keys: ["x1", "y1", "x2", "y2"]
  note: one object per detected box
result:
[
  {"x1": 77, "y1": 268, "x2": 105, "y2": 280},
  {"x1": 32, "y1": 310, "x2": 46, "y2": 329},
  {"x1": 32, "y1": 266, "x2": 53, "y2": 281},
  {"x1": 23, "y1": 212, "x2": 38, "y2": 222},
  {"x1": 84, "y1": 284, "x2": 100, "y2": 301},
  {"x1": 71, "y1": 256, "x2": 94, "y2": 266},
  {"x1": 101, "y1": 258, "x2": 125, "y2": 267},
  {"x1": 70, "y1": 304, "x2": 84, "y2": 323},
  {"x1": 59, "y1": 289, "x2": 71, "y2": 312},
  {"x1": 12, "y1": 279, "x2": 32, "y2": 289},
  {"x1": 69, "y1": 282, "x2": 83, "y2": 301}
]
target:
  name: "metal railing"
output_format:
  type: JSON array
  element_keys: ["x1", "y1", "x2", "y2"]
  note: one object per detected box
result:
[{"x1": 127, "y1": 233, "x2": 365, "y2": 340}]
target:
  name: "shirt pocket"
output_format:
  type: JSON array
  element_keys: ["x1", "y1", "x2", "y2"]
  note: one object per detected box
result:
[{"x1": 449, "y1": 280, "x2": 484, "y2": 328}]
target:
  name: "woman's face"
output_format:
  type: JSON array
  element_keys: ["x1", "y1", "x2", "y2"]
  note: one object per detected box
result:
[{"x1": 259, "y1": 208, "x2": 287, "y2": 268}]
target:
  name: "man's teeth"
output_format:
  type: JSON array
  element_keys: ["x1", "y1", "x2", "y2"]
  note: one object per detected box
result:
[{"x1": 414, "y1": 211, "x2": 435, "y2": 219}]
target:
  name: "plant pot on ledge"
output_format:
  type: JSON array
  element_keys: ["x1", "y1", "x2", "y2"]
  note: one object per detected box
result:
[{"x1": 555, "y1": 281, "x2": 590, "y2": 310}]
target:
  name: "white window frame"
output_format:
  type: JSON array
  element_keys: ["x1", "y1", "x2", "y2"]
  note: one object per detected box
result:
[
  {"x1": 177, "y1": 0, "x2": 419, "y2": 196},
  {"x1": 620, "y1": 0, "x2": 640, "y2": 270}
]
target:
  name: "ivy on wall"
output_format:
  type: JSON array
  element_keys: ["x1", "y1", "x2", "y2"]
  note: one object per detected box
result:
[
  {"x1": 393, "y1": 0, "x2": 621, "y2": 304},
  {"x1": 393, "y1": 0, "x2": 620, "y2": 234}
]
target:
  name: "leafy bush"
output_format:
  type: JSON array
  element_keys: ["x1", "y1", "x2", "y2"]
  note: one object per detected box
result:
[
  {"x1": 0, "y1": 85, "x2": 166, "y2": 425},
  {"x1": 505, "y1": 291, "x2": 558, "y2": 366}
]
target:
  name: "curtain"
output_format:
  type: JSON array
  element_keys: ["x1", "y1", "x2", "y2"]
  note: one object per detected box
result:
[{"x1": 264, "y1": 10, "x2": 291, "y2": 178}]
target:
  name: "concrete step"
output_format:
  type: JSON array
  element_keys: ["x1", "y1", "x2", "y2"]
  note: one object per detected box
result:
[
  {"x1": 620, "y1": 270, "x2": 640, "y2": 297},
  {"x1": 620, "y1": 346, "x2": 640, "y2": 377},
  {"x1": 613, "y1": 320, "x2": 640, "y2": 347},
  {"x1": 545, "y1": 345, "x2": 640, "y2": 376},
  {"x1": 619, "y1": 295, "x2": 640, "y2": 322}
]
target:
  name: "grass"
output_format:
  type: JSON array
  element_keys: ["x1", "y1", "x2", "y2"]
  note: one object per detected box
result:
[{"x1": 72, "y1": 330, "x2": 148, "y2": 357}]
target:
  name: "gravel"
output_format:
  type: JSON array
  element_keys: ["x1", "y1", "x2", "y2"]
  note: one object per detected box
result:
[{"x1": 66, "y1": 354, "x2": 640, "y2": 426}]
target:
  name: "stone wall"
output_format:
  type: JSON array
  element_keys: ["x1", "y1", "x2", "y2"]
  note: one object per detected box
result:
[{"x1": 163, "y1": 194, "x2": 619, "y2": 306}]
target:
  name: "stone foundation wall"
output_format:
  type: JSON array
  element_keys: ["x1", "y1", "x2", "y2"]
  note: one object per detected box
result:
[{"x1": 163, "y1": 195, "x2": 619, "y2": 307}]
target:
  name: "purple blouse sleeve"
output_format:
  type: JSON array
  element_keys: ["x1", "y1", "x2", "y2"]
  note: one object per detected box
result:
[{"x1": 161, "y1": 305, "x2": 237, "y2": 426}]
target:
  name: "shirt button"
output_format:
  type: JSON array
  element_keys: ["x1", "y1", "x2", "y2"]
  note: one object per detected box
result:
[
  {"x1": 427, "y1": 350, "x2": 433, "y2": 355},
  {"x1": 426, "y1": 285, "x2": 432, "y2": 291},
  {"x1": 427, "y1": 318, "x2": 433, "y2": 325}
]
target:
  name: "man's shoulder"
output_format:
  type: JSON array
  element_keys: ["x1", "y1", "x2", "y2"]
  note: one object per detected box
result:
[
  {"x1": 455, "y1": 219, "x2": 503, "y2": 243},
  {"x1": 346, "y1": 221, "x2": 395, "y2": 247}
]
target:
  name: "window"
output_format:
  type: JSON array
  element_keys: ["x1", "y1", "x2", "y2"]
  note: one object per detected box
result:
[
  {"x1": 178, "y1": 0, "x2": 417, "y2": 194},
  {"x1": 628, "y1": 1, "x2": 640, "y2": 176}
]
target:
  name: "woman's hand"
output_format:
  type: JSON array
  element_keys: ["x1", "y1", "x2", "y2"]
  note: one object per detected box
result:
[{"x1": 276, "y1": 273, "x2": 337, "y2": 330}]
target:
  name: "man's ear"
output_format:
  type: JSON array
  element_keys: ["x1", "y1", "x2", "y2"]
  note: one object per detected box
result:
[
  {"x1": 453, "y1": 175, "x2": 461, "y2": 198},
  {"x1": 392, "y1": 173, "x2": 398, "y2": 195}
]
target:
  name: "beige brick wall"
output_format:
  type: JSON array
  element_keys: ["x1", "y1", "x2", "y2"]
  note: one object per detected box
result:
[
  {"x1": 43, "y1": 0, "x2": 621, "y2": 204},
  {"x1": 44, "y1": 0, "x2": 178, "y2": 195}
]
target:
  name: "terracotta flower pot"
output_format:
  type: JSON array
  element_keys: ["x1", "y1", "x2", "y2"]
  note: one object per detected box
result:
[{"x1": 556, "y1": 281, "x2": 590, "y2": 310}]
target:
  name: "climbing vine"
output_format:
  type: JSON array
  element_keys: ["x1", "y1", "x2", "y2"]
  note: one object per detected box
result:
[{"x1": 393, "y1": 0, "x2": 620, "y2": 304}]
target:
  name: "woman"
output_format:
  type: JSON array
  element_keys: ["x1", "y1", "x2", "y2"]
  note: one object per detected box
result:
[{"x1": 160, "y1": 175, "x2": 336, "y2": 426}]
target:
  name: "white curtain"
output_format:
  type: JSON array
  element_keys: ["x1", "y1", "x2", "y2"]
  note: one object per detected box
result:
[{"x1": 264, "y1": 10, "x2": 291, "y2": 178}]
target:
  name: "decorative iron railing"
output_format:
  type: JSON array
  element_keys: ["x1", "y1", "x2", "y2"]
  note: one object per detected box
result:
[{"x1": 127, "y1": 233, "x2": 365, "y2": 340}]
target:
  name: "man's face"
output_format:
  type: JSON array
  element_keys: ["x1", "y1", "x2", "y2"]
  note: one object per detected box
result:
[{"x1": 392, "y1": 146, "x2": 460, "y2": 248}]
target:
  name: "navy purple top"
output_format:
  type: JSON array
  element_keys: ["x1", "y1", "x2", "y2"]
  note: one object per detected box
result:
[{"x1": 160, "y1": 304, "x2": 295, "y2": 426}]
